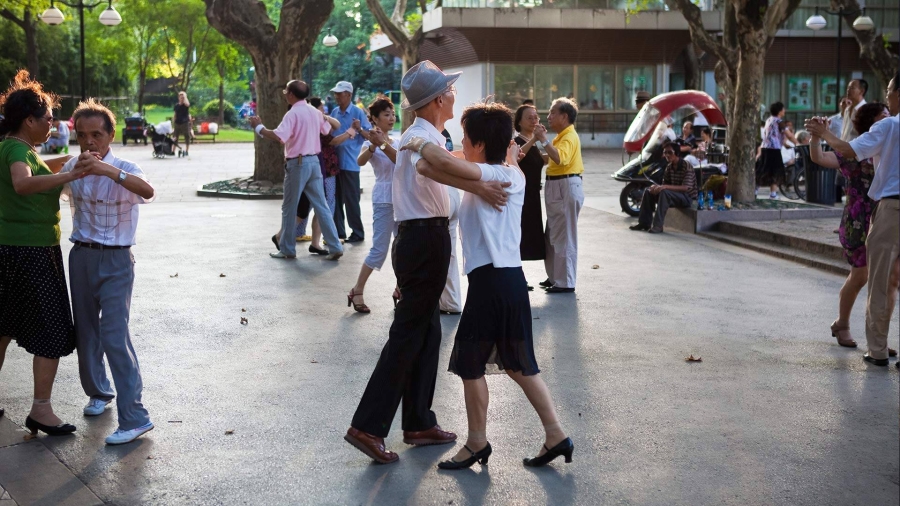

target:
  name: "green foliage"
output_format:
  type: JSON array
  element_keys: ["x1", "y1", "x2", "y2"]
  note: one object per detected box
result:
[{"x1": 202, "y1": 99, "x2": 236, "y2": 124}]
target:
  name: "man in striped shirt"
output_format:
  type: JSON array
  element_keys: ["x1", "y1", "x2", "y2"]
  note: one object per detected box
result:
[{"x1": 630, "y1": 141, "x2": 697, "y2": 234}]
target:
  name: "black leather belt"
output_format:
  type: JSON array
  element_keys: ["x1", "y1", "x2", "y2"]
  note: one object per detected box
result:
[
  {"x1": 882, "y1": 195, "x2": 899, "y2": 200},
  {"x1": 74, "y1": 241, "x2": 130, "y2": 250},
  {"x1": 285, "y1": 154, "x2": 316, "y2": 161},
  {"x1": 399, "y1": 217, "x2": 449, "y2": 228},
  {"x1": 546, "y1": 174, "x2": 582, "y2": 181}
]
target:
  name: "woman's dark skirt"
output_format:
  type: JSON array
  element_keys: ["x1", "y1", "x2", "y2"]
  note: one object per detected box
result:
[
  {"x1": 0, "y1": 245, "x2": 76, "y2": 359},
  {"x1": 756, "y1": 148, "x2": 785, "y2": 186},
  {"x1": 448, "y1": 264, "x2": 541, "y2": 379}
]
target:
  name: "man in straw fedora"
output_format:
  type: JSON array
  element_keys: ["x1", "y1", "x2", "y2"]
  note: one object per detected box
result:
[{"x1": 344, "y1": 61, "x2": 510, "y2": 464}]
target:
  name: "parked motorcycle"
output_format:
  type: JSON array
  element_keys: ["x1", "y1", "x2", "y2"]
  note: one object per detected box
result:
[{"x1": 612, "y1": 91, "x2": 728, "y2": 216}]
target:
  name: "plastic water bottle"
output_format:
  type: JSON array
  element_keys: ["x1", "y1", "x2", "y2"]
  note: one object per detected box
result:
[
  {"x1": 707, "y1": 190, "x2": 714, "y2": 210},
  {"x1": 697, "y1": 191, "x2": 705, "y2": 211}
]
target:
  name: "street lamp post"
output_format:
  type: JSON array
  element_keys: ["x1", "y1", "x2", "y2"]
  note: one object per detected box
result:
[
  {"x1": 807, "y1": 7, "x2": 874, "y2": 113},
  {"x1": 41, "y1": 0, "x2": 122, "y2": 102}
]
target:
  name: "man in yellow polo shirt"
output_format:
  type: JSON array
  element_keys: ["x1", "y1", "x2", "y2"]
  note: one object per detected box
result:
[{"x1": 534, "y1": 97, "x2": 583, "y2": 293}]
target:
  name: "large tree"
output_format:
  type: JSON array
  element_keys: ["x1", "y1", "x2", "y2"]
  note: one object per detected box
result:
[
  {"x1": 831, "y1": 0, "x2": 899, "y2": 89},
  {"x1": 665, "y1": 0, "x2": 803, "y2": 203},
  {"x1": 0, "y1": 1, "x2": 47, "y2": 79},
  {"x1": 204, "y1": 0, "x2": 333, "y2": 183}
]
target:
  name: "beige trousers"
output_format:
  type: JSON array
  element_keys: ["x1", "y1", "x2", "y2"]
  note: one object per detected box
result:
[
  {"x1": 865, "y1": 198, "x2": 900, "y2": 360},
  {"x1": 440, "y1": 187, "x2": 463, "y2": 312},
  {"x1": 544, "y1": 177, "x2": 584, "y2": 289}
]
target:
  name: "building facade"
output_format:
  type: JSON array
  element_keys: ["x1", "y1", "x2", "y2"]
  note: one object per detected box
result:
[{"x1": 372, "y1": 0, "x2": 899, "y2": 147}]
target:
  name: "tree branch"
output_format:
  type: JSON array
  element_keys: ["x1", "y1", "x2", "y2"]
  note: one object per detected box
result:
[
  {"x1": 368, "y1": 0, "x2": 410, "y2": 47},
  {"x1": 763, "y1": 0, "x2": 803, "y2": 36},
  {"x1": 665, "y1": 0, "x2": 736, "y2": 65},
  {"x1": 0, "y1": 8, "x2": 27, "y2": 29}
]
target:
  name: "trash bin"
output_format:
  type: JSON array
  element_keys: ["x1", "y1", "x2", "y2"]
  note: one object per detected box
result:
[{"x1": 796, "y1": 145, "x2": 836, "y2": 205}]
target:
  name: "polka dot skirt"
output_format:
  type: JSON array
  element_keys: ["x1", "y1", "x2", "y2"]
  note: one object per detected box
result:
[{"x1": 0, "y1": 245, "x2": 76, "y2": 359}]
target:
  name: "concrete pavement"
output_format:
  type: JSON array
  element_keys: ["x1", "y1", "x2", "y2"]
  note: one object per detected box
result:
[{"x1": 1, "y1": 144, "x2": 897, "y2": 505}]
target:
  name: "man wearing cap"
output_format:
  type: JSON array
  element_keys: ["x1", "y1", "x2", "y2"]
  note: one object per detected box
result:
[
  {"x1": 250, "y1": 80, "x2": 343, "y2": 261},
  {"x1": 635, "y1": 91, "x2": 651, "y2": 110},
  {"x1": 345, "y1": 61, "x2": 512, "y2": 464},
  {"x1": 330, "y1": 81, "x2": 372, "y2": 243}
]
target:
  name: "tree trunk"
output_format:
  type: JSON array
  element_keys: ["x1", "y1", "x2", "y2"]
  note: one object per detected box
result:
[
  {"x1": 683, "y1": 44, "x2": 701, "y2": 90},
  {"x1": 249, "y1": 53, "x2": 291, "y2": 183},
  {"x1": 137, "y1": 68, "x2": 146, "y2": 115},
  {"x1": 23, "y1": 10, "x2": 39, "y2": 80},
  {"x1": 217, "y1": 59, "x2": 226, "y2": 126},
  {"x1": 399, "y1": 47, "x2": 419, "y2": 133},
  {"x1": 728, "y1": 35, "x2": 768, "y2": 203}
]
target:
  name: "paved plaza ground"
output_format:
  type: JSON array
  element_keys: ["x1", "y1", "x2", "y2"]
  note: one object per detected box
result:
[{"x1": 1, "y1": 143, "x2": 898, "y2": 505}]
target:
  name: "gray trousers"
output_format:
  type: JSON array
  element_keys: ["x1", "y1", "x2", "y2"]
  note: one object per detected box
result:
[
  {"x1": 281, "y1": 156, "x2": 343, "y2": 256},
  {"x1": 544, "y1": 177, "x2": 584, "y2": 289},
  {"x1": 333, "y1": 170, "x2": 364, "y2": 239},
  {"x1": 638, "y1": 189, "x2": 691, "y2": 230},
  {"x1": 70, "y1": 245, "x2": 150, "y2": 431}
]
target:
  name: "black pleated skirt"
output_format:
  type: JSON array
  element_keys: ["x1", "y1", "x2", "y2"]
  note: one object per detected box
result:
[
  {"x1": 756, "y1": 148, "x2": 785, "y2": 186},
  {"x1": 0, "y1": 245, "x2": 76, "y2": 359},
  {"x1": 448, "y1": 264, "x2": 540, "y2": 379}
]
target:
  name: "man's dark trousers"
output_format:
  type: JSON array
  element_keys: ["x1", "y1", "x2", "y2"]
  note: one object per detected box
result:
[
  {"x1": 333, "y1": 170, "x2": 364, "y2": 239},
  {"x1": 351, "y1": 221, "x2": 451, "y2": 437},
  {"x1": 639, "y1": 189, "x2": 691, "y2": 230}
]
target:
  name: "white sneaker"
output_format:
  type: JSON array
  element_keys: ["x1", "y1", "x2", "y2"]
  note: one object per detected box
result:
[
  {"x1": 105, "y1": 422, "x2": 154, "y2": 445},
  {"x1": 83, "y1": 398, "x2": 111, "y2": 416}
]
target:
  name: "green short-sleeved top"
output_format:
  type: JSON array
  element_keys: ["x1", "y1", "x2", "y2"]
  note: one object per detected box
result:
[{"x1": 0, "y1": 139, "x2": 62, "y2": 246}]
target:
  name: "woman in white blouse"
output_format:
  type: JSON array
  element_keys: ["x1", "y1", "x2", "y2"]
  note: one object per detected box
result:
[
  {"x1": 347, "y1": 98, "x2": 400, "y2": 313},
  {"x1": 402, "y1": 102, "x2": 573, "y2": 470}
]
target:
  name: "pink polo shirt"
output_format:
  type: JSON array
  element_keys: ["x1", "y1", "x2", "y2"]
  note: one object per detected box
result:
[{"x1": 271, "y1": 100, "x2": 333, "y2": 158}]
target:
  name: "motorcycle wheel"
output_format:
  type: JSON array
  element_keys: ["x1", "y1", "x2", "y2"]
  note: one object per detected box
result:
[{"x1": 620, "y1": 182, "x2": 645, "y2": 217}]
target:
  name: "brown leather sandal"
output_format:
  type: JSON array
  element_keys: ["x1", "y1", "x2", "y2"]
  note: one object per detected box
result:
[
  {"x1": 830, "y1": 320, "x2": 857, "y2": 348},
  {"x1": 347, "y1": 289, "x2": 370, "y2": 314}
]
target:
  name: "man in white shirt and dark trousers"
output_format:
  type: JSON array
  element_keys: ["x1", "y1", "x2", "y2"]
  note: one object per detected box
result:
[
  {"x1": 807, "y1": 71, "x2": 900, "y2": 367},
  {"x1": 62, "y1": 99, "x2": 156, "y2": 445},
  {"x1": 345, "y1": 61, "x2": 511, "y2": 464}
]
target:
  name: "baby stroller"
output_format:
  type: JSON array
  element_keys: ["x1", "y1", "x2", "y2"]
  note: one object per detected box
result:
[{"x1": 147, "y1": 123, "x2": 185, "y2": 158}]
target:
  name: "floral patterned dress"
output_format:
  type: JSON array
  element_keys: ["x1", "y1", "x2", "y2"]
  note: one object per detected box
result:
[{"x1": 835, "y1": 152, "x2": 875, "y2": 267}]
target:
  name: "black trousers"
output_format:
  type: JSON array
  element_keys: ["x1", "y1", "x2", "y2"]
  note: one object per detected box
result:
[
  {"x1": 333, "y1": 170, "x2": 364, "y2": 239},
  {"x1": 638, "y1": 189, "x2": 691, "y2": 230},
  {"x1": 351, "y1": 222, "x2": 451, "y2": 438}
]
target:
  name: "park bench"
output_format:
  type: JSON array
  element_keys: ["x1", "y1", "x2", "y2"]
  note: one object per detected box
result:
[{"x1": 192, "y1": 124, "x2": 217, "y2": 143}]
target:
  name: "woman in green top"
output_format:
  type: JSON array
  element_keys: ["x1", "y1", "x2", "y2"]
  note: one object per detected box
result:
[{"x1": 0, "y1": 70, "x2": 90, "y2": 436}]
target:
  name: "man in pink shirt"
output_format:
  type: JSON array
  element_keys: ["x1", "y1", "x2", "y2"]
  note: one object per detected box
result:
[{"x1": 250, "y1": 80, "x2": 343, "y2": 260}]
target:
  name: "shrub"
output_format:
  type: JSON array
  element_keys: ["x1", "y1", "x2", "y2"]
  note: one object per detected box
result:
[{"x1": 202, "y1": 99, "x2": 236, "y2": 125}]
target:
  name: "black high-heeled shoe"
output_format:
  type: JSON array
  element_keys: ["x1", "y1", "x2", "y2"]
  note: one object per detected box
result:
[
  {"x1": 437, "y1": 443, "x2": 492, "y2": 470},
  {"x1": 523, "y1": 437, "x2": 574, "y2": 467},
  {"x1": 25, "y1": 416, "x2": 76, "y2": 436}
]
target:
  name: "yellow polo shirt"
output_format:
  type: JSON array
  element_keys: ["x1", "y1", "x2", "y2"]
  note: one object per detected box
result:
[{"x1": 546, "y1": 124, "x2": 583, "y2": 177}]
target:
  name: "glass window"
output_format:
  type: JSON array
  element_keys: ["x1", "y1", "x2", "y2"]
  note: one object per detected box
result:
[
  {"x1": 534, "y1": 65, "x2": 574, "y2": 110},
  {"x1": 817, "y1": 75, "x2": 848, "y2": 111},
  {"x1": 785, "y1": 74, "x2": 815, "y2": 111},
  {"x1": 669, "y1": 73, "x2": 685, "y2": 92},
  {"x1": 762, "y1": 74, "x2": 782, "y2": 108},
  {"x1": 618, "y1": 65, "x2": 654, "y2": 110},
  {"x1": 494, "y1": 65, "x2": 534, "y2": 109},
  {"x1": 578, "y1": 65, "x2": 615, "y2": 111}
]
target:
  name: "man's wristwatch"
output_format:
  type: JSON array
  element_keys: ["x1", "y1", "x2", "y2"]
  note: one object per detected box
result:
[
  {"x1": 116, "y1": 170, "x2": 127, "y2": 185},
  {"x1": 379, "y1": 142, "x2": 388, "y2": 151}
]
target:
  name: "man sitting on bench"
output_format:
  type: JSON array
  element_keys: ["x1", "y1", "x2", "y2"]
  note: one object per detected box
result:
[{"x1": 629, "y1": 141, "x2": 697, "y2": 234}]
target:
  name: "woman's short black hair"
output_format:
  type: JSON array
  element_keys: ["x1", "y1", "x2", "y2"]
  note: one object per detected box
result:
[
  {"x1": 514, "y1": 104, "x2": 536, "y2": 133},
  {"x1": 853, "y1": 102, "x2": 888, "y2": 134},
  {"x1": 0, "y1": 69, "x2": 59, "y2": 137},
  {"x1": 461, "y1": 102, "x2": 513, "y2": 165},
  {"x1": 368, "y1": 97, "x2": 394, "y2": 121},
  {"x1": 552, "y1": 97, "x2": 578, "y2": 124},
  {"x1": 308, "y1": 97, "x2": 323, "y2": 109},
  {"x1": 769, "y1": 102, "x2": 785, "y2": 117}
]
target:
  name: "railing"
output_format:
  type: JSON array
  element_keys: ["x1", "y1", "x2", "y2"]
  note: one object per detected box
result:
[{"x1": 440, "y1": 0, "x2": 695, "y2": 10}]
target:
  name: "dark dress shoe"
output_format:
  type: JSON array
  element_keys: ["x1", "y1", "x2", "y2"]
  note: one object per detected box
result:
[
  {"x1": 24, "y1": 416, "x2": 76, "y2": 436},
  {"x1": 538, "y1": 278, "x2": 553, "y2": 288},
  {"x1": 863, "y1": 354, "x2": 889, "y2": 366},
  {"x1": 523, "y1": 437, "x2": 574, "y2": 467},
  {"x1": 346, "y1": 235, "x2": 364, "y2": 243},
  {"x1": 403, "y1": 425, "x2": 457, "y2": 446},
  {"x1": 437, "y1": 443, "x2": 492, "y2": 470},
  {"x1": 629, "y1": 224, "x2": 650, "y2": 231},
  {"x1": 308, "y1": 245, "x2": 328, "y2": 255},
  {"x1": 647, "y1": 228, "x2": 663, "y2": 234},
  {"x1": 440, "y1": 310, "x2": 461, "y2": 315},
  {"x1": 344, "y1": 427, "x2": 398, "y2": 464},
  {"x1": 545, "y1": 286, "x2": 575, "y2": 293}
]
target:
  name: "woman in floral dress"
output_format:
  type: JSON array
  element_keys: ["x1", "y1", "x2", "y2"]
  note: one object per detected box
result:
[{"x1": 810, "y1": 102, "x2": 894, "y2": 353}]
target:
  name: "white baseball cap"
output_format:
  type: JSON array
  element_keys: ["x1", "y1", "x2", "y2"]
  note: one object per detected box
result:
[{"x1": 330, "y1": 81, "x2": 354, "y2": 94}]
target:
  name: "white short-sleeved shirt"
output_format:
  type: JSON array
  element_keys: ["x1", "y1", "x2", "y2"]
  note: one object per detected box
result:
[
  {"x1": 392, "y1": 117, "x2": 449, "y2": 221},
  {"x1": 458, "y1": 163, "x2": 525, "y2": 275},
  {"x1": 61, "y1": 149, "x2": 153, "y2": 246},
  {"x1": 850, "y1": 114, "x2": 899, "y2": 200},
  {"x1": 362, "y1": 136, "x2": 398, "y2": 204}
]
